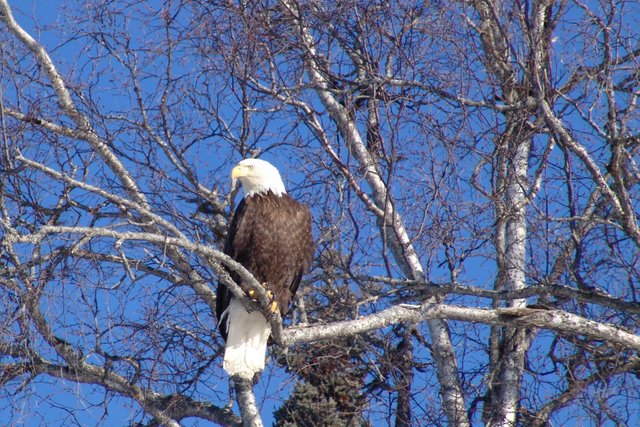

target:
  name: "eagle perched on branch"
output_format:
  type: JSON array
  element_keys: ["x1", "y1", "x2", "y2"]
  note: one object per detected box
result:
[{"x1": 216, "y1": 159, "x2": 314, "y2": 379}]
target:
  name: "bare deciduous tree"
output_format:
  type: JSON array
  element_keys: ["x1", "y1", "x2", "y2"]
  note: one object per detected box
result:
[{"x1": 1, "y1": 0, "x2": 639, "y2": 426}]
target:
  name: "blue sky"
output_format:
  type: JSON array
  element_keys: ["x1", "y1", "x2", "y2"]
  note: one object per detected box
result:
[{"x1": 2, "y1": 0, "x2": 640, "y2": 426}]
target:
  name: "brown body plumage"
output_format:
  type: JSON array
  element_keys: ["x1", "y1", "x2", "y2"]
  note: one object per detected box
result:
[{"x1": 216, "y1": 191, "x2": 314, "y2": 340}]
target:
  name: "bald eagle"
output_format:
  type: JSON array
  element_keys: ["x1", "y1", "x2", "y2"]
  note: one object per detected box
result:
[{"x1": 216, "y1": 159, "x2": 314, "y2": 379}]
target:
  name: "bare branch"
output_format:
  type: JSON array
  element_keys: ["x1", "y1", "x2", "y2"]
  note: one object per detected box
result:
[{"x1": 284, "y1": 304, "x2": 640, "y2": 352}]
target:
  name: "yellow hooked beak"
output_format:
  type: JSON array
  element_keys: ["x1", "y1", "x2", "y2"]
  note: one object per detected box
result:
[{"x1": 231, "y1": 165, "x2": 247, "y2": 180}]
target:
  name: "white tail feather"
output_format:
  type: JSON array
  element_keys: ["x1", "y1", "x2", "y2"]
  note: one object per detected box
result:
[{"x1": 222, "y1": 299, "x2": 271, "y2": 379}]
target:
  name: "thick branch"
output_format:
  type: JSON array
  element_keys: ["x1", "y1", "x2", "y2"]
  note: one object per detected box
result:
[
  {"x1": 15, "y1": 357, "x2": 241, "y2": 427},
  {"x1": 15, "y1": 225, "x2": 282, "y2": 332},
  {"x1": 233, "y1": 377, "x2": 263, "y2": 427},
  {"x1": 283, "y1": 304, "x2": 640, "y2": 352}
]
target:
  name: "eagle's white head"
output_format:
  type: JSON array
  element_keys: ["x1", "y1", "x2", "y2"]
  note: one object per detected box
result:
[{"x1": 231, "y1": 158, "x2": 287, "y2": 197}]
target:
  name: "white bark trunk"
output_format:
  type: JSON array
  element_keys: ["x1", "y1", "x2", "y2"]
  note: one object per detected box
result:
[
  {"x1": 234, "y1": 377, "x2": 264, "y2": 427},
  {"x1": 277, "y1": 1, "x2": 469, "y2": 424},
  {"x1": 488, "y1": 131, "x2": 531, "y2": 427}
]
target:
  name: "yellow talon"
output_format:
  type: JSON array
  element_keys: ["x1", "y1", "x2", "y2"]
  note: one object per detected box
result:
[
  {"x1": 247, "y1": 286, "x2": 276, "y2": 312},
  {"x1": 269, "y1": 300, "x2": 279, "y2": 314},
  {"x1": 264, "y1": 288, "x2": 278, "y2": 313}
]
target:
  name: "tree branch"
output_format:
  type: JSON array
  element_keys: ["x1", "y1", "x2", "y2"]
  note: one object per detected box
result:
[
  {"x1": 0, "y1": 0, "x2": 149, "y2": 210},
  {"x1": 276, "y1": 2, "x2": 469, "y2": 424},
  {"x1": 283, "y1": 304, "x2": 640, "y2": 352},
  {"x1": 233, "y1": 377, "x2": 263, "y2": 427},
  {"x1": 9, "y1": 356, "x2": 242, "y2": 427}
]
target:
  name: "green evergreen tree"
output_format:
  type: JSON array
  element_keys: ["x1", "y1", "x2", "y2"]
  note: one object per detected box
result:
[
  {"x1": 273, "y1": 381, "x2": 366, "y2": 427},
  {"x1": 274, "y1": 281, "x2": 371, "y2": 426}
]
